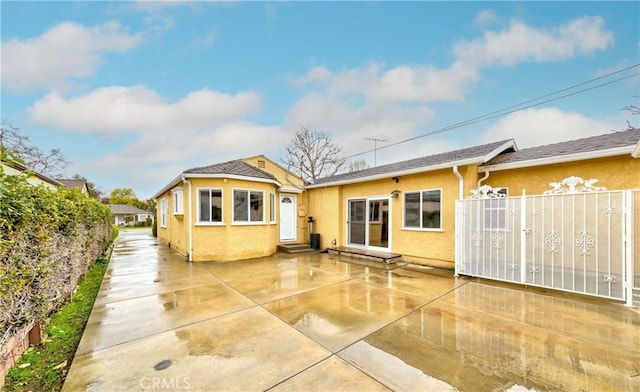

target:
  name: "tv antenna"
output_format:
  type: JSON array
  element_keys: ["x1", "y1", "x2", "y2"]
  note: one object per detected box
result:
[{"x1": 365, "y1": 137, "x2": 388, "y2": 166}]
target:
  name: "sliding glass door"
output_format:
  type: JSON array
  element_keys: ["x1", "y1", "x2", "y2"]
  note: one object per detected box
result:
[{"x1": 347, "y1": 197, "x2": 390, "y2": 251}]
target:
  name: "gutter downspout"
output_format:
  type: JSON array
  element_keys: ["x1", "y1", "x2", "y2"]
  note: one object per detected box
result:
[
  {"x1": 182, "y1": 175, "x2": 193, "y2": 262},
  {"x1": 477, "y1": 170, "x2": 490, "y2": 188},
  {"x1": 452, "y1": 165, "x2": 464, "y2": 200}
]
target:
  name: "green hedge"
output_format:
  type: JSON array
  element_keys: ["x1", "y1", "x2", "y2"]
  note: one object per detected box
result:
[{"x1": 0, "y1": 167, "x2": 114, "y2": 347}]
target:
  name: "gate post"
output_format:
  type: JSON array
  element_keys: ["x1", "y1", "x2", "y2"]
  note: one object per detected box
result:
[
  {"x1": 625, "y1": 190, "x2": 634, "y2": 307},
  {"x1": 520, "y1": 190, "x2": 527, "y2": 284}
]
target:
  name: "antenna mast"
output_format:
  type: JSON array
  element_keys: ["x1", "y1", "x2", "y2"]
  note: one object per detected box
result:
[{"x1": 365, "y1": 137, "x2": 388, "y2": 166}]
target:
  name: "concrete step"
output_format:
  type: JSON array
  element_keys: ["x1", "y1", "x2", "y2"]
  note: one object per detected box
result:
[
  {"x1": 328, "y1": 247, "x2": 402, "y2": 264},
  {"x1": 277, "y1": 243, "x2": 315, "y2": 254}
]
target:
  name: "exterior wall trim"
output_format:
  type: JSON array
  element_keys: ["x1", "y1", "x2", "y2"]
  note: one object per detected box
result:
[
  {"x1": 480, "y1": 145, "x2": 636, "y2": 173},
  {"x1": 307, "y1": 140, "x2": 515, "y2": 189}
]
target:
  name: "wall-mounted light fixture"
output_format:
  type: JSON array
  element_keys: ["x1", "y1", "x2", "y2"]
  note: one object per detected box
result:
[
  {"x1": 390, "y1": 190, "x2": 401, "y2": 199},
  {"x1": 392, "y1": 176, "x2": 400, "y2": 183}
]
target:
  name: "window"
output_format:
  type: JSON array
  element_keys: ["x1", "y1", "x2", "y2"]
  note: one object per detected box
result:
[
  {"x1": 484, "y1": 188, "x2": 508, "y2": 230},
  {"x1": 270, "y1": 193, "x2": 276, "y2": 223},
  {"x1": 404, "y1": 189, "x2": 441, "y2": 229},
  {"x1": 198, "y1": 188, "x2": 223, "y2": 224},
  {"x1": 160, "y1": 198, "x2": 167, "y2": 228},
  {"x1": 369, "y1": 200, "x2": 382, "y2": 223},
  {"x1": 233, "y1": 189, "x2": 264, "y2": 223},
  {"x1": 172, "y1": 187, "x2": 184, "y2": 215}
]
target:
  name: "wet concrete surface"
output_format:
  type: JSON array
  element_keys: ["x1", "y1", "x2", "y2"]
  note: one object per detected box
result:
[{"x1": 63, "y1": 229, "x2": 640, "y2": 391}]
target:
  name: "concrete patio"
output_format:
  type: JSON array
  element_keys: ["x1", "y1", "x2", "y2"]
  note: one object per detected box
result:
[{"x1": 63, "y1": 229, "x2": 640, "y2": 391}]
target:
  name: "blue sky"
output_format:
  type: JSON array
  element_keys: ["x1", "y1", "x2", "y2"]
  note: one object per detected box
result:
[{"x1": 2, "y1": 1, "x2": 639, "y2": 199}]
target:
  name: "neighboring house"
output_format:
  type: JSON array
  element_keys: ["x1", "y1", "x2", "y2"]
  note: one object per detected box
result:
[
  {"x1": 0, "y1": 159, "x2": 63, "y2": 189},
  {"x1": 154, "y1": 129, "x2": 640, "y2": 266},
  {"x1": 108, "y1": 204, "x2": 154, "y2": 226},
  {"x1": 57, "y1": 178, "x2": 89, "y2": 194},
  {"x1": 153, "y1": 155, "x2": 305, "y2": 262}
]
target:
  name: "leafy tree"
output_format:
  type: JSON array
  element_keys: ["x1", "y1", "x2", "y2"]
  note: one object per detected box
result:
[
  {"x1": 0, "y1": 120, "x2": 70, "y2": 177},
  {"x1": 109, "y1": 187, "x2": 138, "y2": 206},
  {"x1": 72, "y1": 174, "x2": 103, "y2": 200},
  {"x1": 137, "y1": 198, "x2": 156, "y2": 212},
  {"x1": 107, "y1": 188, "x2": 155, "y2": 212},
  {"x1": 283, "y1": 127, "x2": 346, "y2": 184}
]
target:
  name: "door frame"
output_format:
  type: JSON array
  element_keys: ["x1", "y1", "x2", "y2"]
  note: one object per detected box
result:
[
  {"x1": 346, "y1": 196, "x2": 392, "y2": 252},
  {"x1": 279, "y1": 193, "x2": 297, "y2": 242}
]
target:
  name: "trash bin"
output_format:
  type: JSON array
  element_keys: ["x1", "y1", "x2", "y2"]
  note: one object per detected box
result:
[{"x1": 310, "y1": 233, "x2": 320, "y2": 250}]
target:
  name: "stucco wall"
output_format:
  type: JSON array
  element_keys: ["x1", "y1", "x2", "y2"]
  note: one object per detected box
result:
[
  {"x1": 188, "y1": 177, "x2": 280, "y2": 262},
  {"x1": 156, "y1": 188, "x2": 189, "y2": 258},
  {"x1": 482, "y1": 155, "x2": 640, "y2": 195},
  {"x1": 307, "y1": 165, "x2": 480, "y2": 267},
  {"x1": 306, "y1": 186, "x2": 342, "y2": 249}
]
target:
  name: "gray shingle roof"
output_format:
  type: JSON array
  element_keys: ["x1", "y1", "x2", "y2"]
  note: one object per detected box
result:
[
  {"x1": 482, "y1": 128, "x2": 640, "y2": 167},
  {"x1": 57, "y1": 179, "x2": 87, "y2": 189},
  {"x1": 311, "y1": 139, "x2": 515, "y2": 186},
  {"x1": 185, "y1": 159, "x2": 278, "y2": 182},
  {"x1": 108, "y1": 204, "x2": 152, "y2": 215}
]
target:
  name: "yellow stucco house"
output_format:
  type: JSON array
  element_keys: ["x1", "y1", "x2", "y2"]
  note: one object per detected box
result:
[
  {"x1": 155, "y1": 129, "x2": 640, "y2": 267},
  {"x1": 153, "y1": 155, "x2": 306, "y2": 262}
]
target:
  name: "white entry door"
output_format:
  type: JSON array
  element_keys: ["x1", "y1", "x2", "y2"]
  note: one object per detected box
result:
[{"x1": 279, "y1": 194, "x2": 297, "y2": 242}]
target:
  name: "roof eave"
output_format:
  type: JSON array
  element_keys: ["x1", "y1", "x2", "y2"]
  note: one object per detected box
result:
[
  {"x1": 153, "y1": 172, "x2": 283, "y2": 199},
  {"x1": 184, "y1": 173, "x2": 282, "y2": 187},
  {"x1": 479, "y1": 145, "x2": 636, "y2": 173},
  {"x1": 307, "y1": 139, "x2": 517, "y2": 189},
  {"x1": 632, "y1": 140, "x2": 640, "y2": 158},
  {"x1": 306, "y1": 157, "x2": 487, "y2": 189}
]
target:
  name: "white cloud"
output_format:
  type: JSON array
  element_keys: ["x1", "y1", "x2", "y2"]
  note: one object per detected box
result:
[
  {"x1": 285, "y1": 15, "x2": 616, "y2": 157},
  {"x1": 284, "y1": 93, "x2": 435, "y2": 160},
  {"x1": 474, "y1": 10, "x2": 499, "y2": 26},
  {"x1": 27, "y1": 85, "x2": 262, "y2": 135},
  {"x1": 82, "y1": 121, "x2": 289, "y2": 198},
  {"x1": 1, "y1": 21, "x2": 141, "y2": 92},
  {"x1": 296, "y1": 63, "x2": 477, "y2": 104},
  {"x1": 26, "y1": 84, "x2": 287, "y2": 197},
  {"x1": 454, "y1": 16, "x2": 614, "y2": 68},
  {"x1": 477, "y1": 107, "x2": 615, "y2": 148}
]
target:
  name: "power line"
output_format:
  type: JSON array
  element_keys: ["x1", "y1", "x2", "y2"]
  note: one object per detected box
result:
[{"x1": 344, "y1": 64, "x2": 640, "y2": 160}]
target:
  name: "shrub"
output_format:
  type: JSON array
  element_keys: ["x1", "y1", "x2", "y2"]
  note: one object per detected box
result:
[{"x1": 0, "y1": 167, "x2": 113, "y2": 359}]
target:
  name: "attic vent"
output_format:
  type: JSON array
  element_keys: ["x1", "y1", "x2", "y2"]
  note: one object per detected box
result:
[{"x1": 257, "y1": 160, "x2": 266, "y2": 168}]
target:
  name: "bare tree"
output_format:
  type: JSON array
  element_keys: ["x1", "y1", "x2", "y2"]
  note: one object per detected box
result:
[
  {"x1": 620, "y1": 96, "x2": 639, "y2": 130},
  {"x1": 348, "y1": 159, "x2": 370, "y2": 172},
  {"x1": 283, "y1": 127, "x2": 346, "y2": 183},
  {"x1": 1, "y1": 120, "x2": 70, "y2": 177}
]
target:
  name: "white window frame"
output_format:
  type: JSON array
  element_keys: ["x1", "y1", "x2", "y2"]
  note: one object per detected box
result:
[
  {"x1": 233, "y1": 188, "x2": 265, "y2": 224},
  {"x1": 160, "y1": 198, "x2": 167, "y2": 228},
  {"x1": 197, "y1": 187, "x2": 224, "y2": 225},
  {"x1": 269, "y1": 192, "x2": 276, "y2": 224},
  {"x1": 403, "y1": 188, "x2": 442, "y2": 231},
  {"x1": 172, "y1": 187, "x2": 184, "y2": 215}
]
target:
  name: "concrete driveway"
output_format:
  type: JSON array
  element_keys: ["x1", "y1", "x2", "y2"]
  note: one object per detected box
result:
[{"x1": 63, "y1": 229, "x2": 640, "y2": 391}]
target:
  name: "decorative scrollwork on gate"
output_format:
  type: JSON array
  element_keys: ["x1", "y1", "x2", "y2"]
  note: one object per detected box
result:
[
  {"x1": 472, "y1": 228, "x2": 482, "y2": 247},
  {"x1": 528, "y1": 265, "x2": 540, "y2": 274},
  {"x1": 491, "y1": 231, "x2": 504, "y2": 249},
  {"x1": 543, "y1": 176, "x2": 607, "y2": 195},
  {"x1": 544, "y1": 230, "x2": 561, "y2": 253},
  {"x1": 604, "y1": 206, "x2": 616, "y2": 214},
  {"x1": 603, "y1": 274, "x2": 617, "y2": 284},
  {"x1": 468, "y1": 185, "x2": 506, "y2": 199},
  {"x1": 576, "y1": 231, "x2": 595, "y2": 256}
]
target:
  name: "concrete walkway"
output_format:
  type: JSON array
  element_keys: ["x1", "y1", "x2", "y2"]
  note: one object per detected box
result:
[{"x1": 63, "y1": 229, "x2": 640, "y2": 391}]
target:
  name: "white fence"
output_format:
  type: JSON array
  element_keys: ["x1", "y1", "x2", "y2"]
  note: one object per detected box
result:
[{"x1": 455, "y1": 178, "x2": 638, "y2": 306}]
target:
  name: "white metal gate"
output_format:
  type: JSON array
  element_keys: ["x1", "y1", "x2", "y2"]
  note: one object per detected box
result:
[{"x1": 455, "y1": 177, "x2": 637, "y2": 305}]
